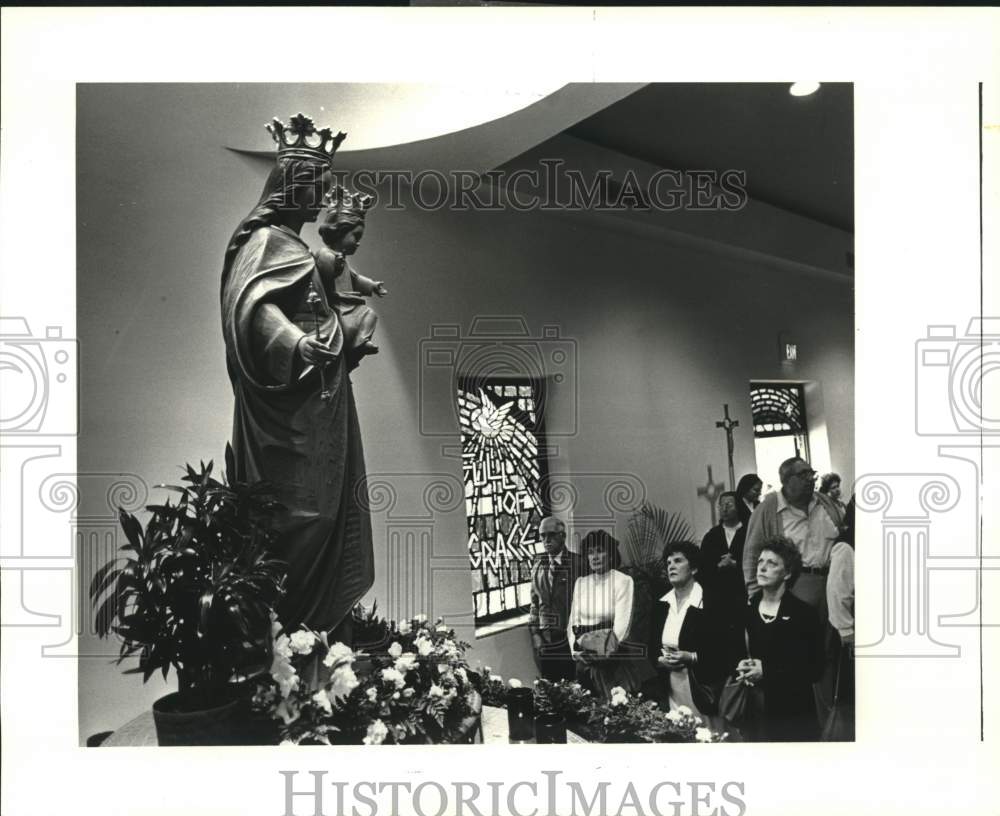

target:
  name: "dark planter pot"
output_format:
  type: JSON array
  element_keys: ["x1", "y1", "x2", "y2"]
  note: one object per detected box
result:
[
  {"x1": 534, "y1": 714, "x2": 567, "y2": 744},
  {"x1": 152, "y1": 690, "x2": 279, "y2": 747},
  {"x1": 448, "y1": 690, "x2": 483, "y2": 744},
  {"x1": 507, "y1": 687, "x2": 534, "y2": 742}
]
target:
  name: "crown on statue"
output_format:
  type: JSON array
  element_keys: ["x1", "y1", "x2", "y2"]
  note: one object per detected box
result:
[
  {"x1": 266, "y1": 113, "x2": 347, "y2": 164},
  {"x1": 324, "y1": 185, "x2": 374, "y2": 216}
]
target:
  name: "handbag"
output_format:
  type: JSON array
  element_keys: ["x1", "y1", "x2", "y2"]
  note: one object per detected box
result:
[
  {"x1": 718, "y1": 673, "x2": 764, "y2": 725},
  {"x1": 575, "y1": 627, "x2": 618, "y2": 657},
  {"x1": 718, "y1": 628, "x2": 764, "y2": 729}
]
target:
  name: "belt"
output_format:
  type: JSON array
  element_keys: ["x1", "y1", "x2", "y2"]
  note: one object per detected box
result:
[{"x1": 800, "y1": 565, "x2": 829, "y2": 576}]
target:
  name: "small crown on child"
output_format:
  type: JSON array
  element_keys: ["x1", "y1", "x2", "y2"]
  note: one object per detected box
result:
[
  {"x1": 266, "y1": 113, "x2": 347, "y2": 165},
  {"x1": 324, "y1": 185, "x2": 374, "y2": 215}
]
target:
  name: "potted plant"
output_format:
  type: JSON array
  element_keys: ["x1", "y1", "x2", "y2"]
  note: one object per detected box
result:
[
  {"x1": 91, "y1": 447, "x2": 286, "y2": 745},
  {"x1": 532, "y1": 678, "x2": 595, "y2": 742}
]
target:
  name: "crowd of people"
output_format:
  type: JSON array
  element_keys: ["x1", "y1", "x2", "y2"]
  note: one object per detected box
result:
[{"x1": 526, "y1": 457, "x2": 855, "y2": 742}]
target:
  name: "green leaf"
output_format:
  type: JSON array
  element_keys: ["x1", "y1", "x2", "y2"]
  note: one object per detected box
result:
[
  {"x1": 225, "y1": 444, "x2": 236, "y2": 486},
  {"x1": 198, "y1": 590, "x2": 214, "y2": 637},
  {"x1": 95, "y1": 591, "x2": 119, "y2": 637},
  {"x1": 89, "y1": 560, "x2": 119, "y2": 602},
  {"x1": 118, "y1": 509, "x2": 144, "y2": 553}
]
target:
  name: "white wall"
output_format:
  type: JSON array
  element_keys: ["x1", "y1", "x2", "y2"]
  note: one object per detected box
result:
[{"x1": 76, "y1": 84, "x2": 853, "y2": 742}]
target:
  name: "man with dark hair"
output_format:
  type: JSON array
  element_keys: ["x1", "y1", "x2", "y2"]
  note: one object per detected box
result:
[
  {"x1": 741, "y1": 457, "x2": 841, "y2": 615},
  {"x1": 528, "y1": 516, "x2": 583, "y2": 681}
]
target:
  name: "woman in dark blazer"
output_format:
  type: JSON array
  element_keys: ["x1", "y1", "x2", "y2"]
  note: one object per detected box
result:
[
  {"x1": 736, "y1": 536, "x2": 825, "y2": 741},
  {"x1": 644, "y1": 541, "x2": 726, "y2": 717}
]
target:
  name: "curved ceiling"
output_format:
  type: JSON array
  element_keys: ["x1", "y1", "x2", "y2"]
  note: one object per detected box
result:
[
  {"x1": 222, "y1": 82, "x2": 569, "y2": 153},
  {"x1": 226, "y1": 83, "x2": 647, "y2": 174}
]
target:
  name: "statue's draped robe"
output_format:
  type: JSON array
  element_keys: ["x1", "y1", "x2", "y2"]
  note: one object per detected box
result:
[{"x1": 222, "y1": 225, "x2": 374, "y2": 634}]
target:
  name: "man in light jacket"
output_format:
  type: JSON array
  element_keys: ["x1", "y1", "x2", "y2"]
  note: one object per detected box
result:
[{"x1": 742, "y1": 457, "x2": 841, "y2": 619}]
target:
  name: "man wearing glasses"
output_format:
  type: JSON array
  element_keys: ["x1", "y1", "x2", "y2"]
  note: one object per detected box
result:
[{"x1": 741, "y1": 457, "x2": 842, "y2": 613}]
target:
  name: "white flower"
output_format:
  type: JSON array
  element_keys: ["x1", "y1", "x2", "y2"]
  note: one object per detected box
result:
[
  {"x1": 695, "y1": 728, "x2": 713, "y2": 743},
  {"x1": 428, "y1": 683, "x2": 445, "y2": 698},
  {"x1": 329, "y1": 664, "x2": 359, "y2": 700},
  {"x1": 363, "y1": 719, "x2": 388, "y2": 746},
  {"x1": 455, "y1": 667, "x2": 468, "y2": 684},
  {"x1": 392, "y1": 692, "x2": 400, "y2": 700},
  {"x1": 273, "y1": 634, "x2": 293, "y2": 660},
  {"x1": 436, "y1": 624, "x2": 449, "y2": 633},
  {"x1": 484, "y1": 665, "x2": 493, "y2": 674},
  {"x1": 416, "y1": 638, "x2": 433, "y2": 657},
  {"x1": 381, "y1": 668, "x2": 406, "y2": 689},
  {"x1": 610, "y1": 687, "x2": 629, "y2": 707},
  {"x1": 388, "y1": 641, "x2": 403, "y2": 658},
  {"x1": 397, "y1": 620, "x2": 412, "y2": 635},
  {"x1": 366, "y1": 687, "x2": 378, "y2": 702},
  {"x1": 665, "y1": 709, "x2": 682, "y2": 723},
  {"x1": 270, "y1": 611, "x2": 282, "y2": 638},
  {"x1": 677, "y1": 705, "x2": 692, "y2": 717},
  {"x1": 508, "y1": 678, "x2": 523, "y2": 689},
  {"x1": 323, "y1": 641, "x2": 355, "y2": 669},
  {"x1": 489, "y1": 673, "x2": 503, "y2": 684},
  {"x1": 603, "y1": 716, "x2": 610, "y2": 725},
  {"x1": 402, "y1": 688, "x2": 415, "y2": 698},
  {"x1": 312, "y1": 688, "x2": 333, "y2": 715},
  {"x1": 395, "y1": 652, "x2": 418, "y2": 673},
  {"x1": 289, "y1": 630, "x2": 318, "y2": 655},
  {"x1": 270, "y1": 649, "x2": 299, "y2": 699},
  {"x1": 439, "y1": 641, "x2": 460, "y2": 659},
  {"x1": 276, "y1": 698, "x2": 300, "y2": 725}
]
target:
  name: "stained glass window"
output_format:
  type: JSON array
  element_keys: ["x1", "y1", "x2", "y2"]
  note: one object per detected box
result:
[{"x1": 458, "y1": 377, "x2": 548, "y2": 633}]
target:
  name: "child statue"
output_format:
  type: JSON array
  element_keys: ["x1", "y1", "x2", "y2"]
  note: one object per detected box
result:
[{"x1": 313, "y1": 187, "x2": 387, "y2": 369}]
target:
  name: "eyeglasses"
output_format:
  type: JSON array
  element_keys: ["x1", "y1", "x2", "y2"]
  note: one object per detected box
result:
[{"x1": 791, "y1": 469, "x2": 818, "y2": 481}]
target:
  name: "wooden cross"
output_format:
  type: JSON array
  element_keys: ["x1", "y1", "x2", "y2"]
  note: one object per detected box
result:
[
  {"x1": 696, "y1": 465, "x2": 726, "y2": 527},
  {"x1": 715, "y1": 403, "x2": 739, "y2": 491}
]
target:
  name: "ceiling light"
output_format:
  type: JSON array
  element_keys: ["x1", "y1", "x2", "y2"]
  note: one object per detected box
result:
[{"x1": 789, "y1": 82, "x2": 821, "y2": 97}]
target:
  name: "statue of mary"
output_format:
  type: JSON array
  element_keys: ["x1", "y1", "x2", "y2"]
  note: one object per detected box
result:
[{"x1": 220, "y1": 114, "x2": 373, "y2": 641}]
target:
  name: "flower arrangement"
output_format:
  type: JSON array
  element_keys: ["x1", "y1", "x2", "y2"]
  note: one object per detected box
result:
[
  {"x1": 479, "y1": 677, "x2": 726, "y2": 744},
  {"x1": 252, "y1": 609, "x2": 479, "y2": 745},
  {"x1": 473, "y1": 667, "x2": 510, "y2": 709},
  {"x1": 533, "y1": 678, "x2": 595, "y2": 720},
  {"x1": 590, "y1": 688, "x2": 726, "y2": 744}
]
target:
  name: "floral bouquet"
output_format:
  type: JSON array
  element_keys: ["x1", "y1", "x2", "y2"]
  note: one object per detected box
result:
[
  {"x1": 472, "y1": 666, "x2": 511, "y2": 708},
  {"x1": 252, "y1": 611, "x2": 479, "y2": 745},
  {"x1": 532, "y1": 678, "x2": 595, "y2": 721},
  {"x1": 589, "y1": 687, "x2": 726, "y2": 744}
]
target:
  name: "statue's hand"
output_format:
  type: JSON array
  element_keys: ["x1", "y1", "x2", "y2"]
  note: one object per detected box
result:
[
  {"x1": 298, "y1": 334, "x2": 338, "y2": 365},
  {"x1": 373, "y1": 282, "x2": 389, "y2": 297}
]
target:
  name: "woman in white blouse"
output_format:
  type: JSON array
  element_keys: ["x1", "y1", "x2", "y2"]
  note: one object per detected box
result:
[
  {"x1": 646, "y1": 541, "x2": 724, "y2": 717},
  {"x1": 567, "y1": 531, "x2": 652, "y2": 699}
]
